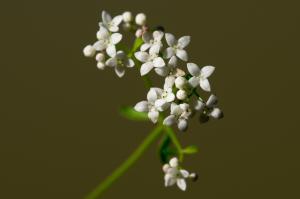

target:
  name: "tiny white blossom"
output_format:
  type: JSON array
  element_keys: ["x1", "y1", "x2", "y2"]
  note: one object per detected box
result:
[
  {"x1": 122, "y1": 11, "x2": 133, "y2": 23},
  {"x1": 134, "y1": 88, "x2": 167, "y2": 123},
  {"x1": 164, "y1": 33, "x2": 191, "y2": 61},
  {"x1": 100, "y1": 11, "x2": 123, "y2": 32},
  {"x1": 83, "y1": 45, "x2": 96, "y2": 57},
  {"x1": 195, "y1": 95, "x2": 223, "y2": 120},
  {"x1": 140, "y1": 31, "x2": 164, "y2": 53},
  {"x1": 95, "y1": 53, "x2": 106, "y2": 70},
  {"x1": 154, "y1": 78, "x2": 176, "y2": 111},
  {"x1": 155, "y1": 56, "x2": 185, "y2": 77},
  {"x1": 135, "y1": 13, "x2": 146, "y2": 26},
  {"x1": 93, "y1": 26, "x2": 122, "y2": 58},
  {"x1": 134, "y1": 48, "x2": 165, "y2": 76},
  {"x1": 163, "y1": 103, "x2": 191, "y2": 131},
  {"x1": 187, "y1": 63, "x2": 215, "y2": 92},
  {"x1": 163, "y1": 157, "x2": 193, "y2": 191},
  {"x1": 105, "y1": 51, "x2": 134, "y2": 78}
]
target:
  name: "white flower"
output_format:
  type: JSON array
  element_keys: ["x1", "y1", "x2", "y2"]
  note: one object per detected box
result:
[
  {"x1": 195, "y1": 95, "x2": 223, "y2": 119},
  {"x1": 187, "y1": 63, "x2": 215, "y2": 92},
  {"x1": 163, "y1": 103, "x2": 191, "y2": 131},
  {"x1": 163, "y1": 157, "x2": 194, "y2": 191},
  {"x1": 134, "y1": 49, "x2": 165, "y2": 76},
  {"x1": 164, "y1": 33, "x2": 191, "y2": 61},
  {"x1": 134, "y1": 88, "x2": 167, "y2": 123},
  {"x1": 100, "y1": 11, "x2": 123, "y2": 32},
  {"x1": 154, "y1": 78, "x2": 176, "y2": 111},
  {"x1": 83, "y1": 45, "x2": 96, "y2": 57},
  {"x1": 95, "y1": 53, "x2": 106, "y2": 70},
  {"x1": 140, "y1": 31, "x2": 164, "y2": 53},
  {"x1": 105, "y1": 51, "x2": 134, "y2": 78},
  {"x1": 154, "y1": 56, "x2": 185, "y2": 77},
  {"x1": 93, "y1": 26, "x2": 122, "y2": 58},
  {"x1": 135, "y1": 13, "x2": 147, "y2": 26},
  {"x1": 122, "y1": 11, "x2": 133, "y2": 23}
]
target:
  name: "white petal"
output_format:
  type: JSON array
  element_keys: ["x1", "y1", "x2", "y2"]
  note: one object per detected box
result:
[
  {"x1": 176, "y1": 90, "x2": 187, "y2": 100},
  {"x1": 126, "y1": 59, "x2": 135, "y2": 68},
  {"x1": 177, "y1": 179, "x2": 187, "y2": 191},
  {"x1": 180, "y1": 170, "x2": 190, "y2": 178},
  {"x1": 164, "y1": 76, "x2": 175, "y2": 89},
  {"x1": 114, "y1": 66, "x2": 125, "y2": 78},
  {"x1": 187, "y1": 63, "x2": 201, "y2": 76},
  {"x1": 102, "y1": 11, "x2": 112, "y2": 24},
  {"x1": 163, "y1": 115, "x2": 176, "y2": 126},
  {"x1": 178, "y1": 119, "x2": 188, "y2": 132},
  {"x1": 155, "y1": 99, "x2": 170, "y2": 111},
  {"x1": 134, "y1": 101, "x2": 149, "y2": 112},
  {"x1": 188, "y1": 76, "x2": 200, "y2": 88},
  {"x1": 110, "y1": 33, "x2": 122, "y2": 44},
  {"x1": 165, "y1": 33, "x2": 176, "y2": 46},
  {"x1": 149, "y1": 44, "x2": 160, "y2": 55},
  {"x1": 140, "y1": 43, "x2": 151, "y2": 51},
  {"x1": 153, "y1": 30, "x2": 164, "y2": 41},
  {"x1": 169, "y1": 157, "x2": 178, "y2": 167},
  {"x1": 148, "y1": 110, "x2": 159, "y2": 123},
  {"x1": 112, "y1": 15, "x2": 123, "y2": 26},
  {"x1": 164, "y1": 47, "x2": 175, "y2": 59},
  {"x1": 153, "y1": 57, "x2": 165, "y2": 68},
  {"x1": 166, "y1": 92, "x2": 175, "y2": 102},
  {"x1": 105, "y1": 58, "x2": 117, "y2": 67},
  {"x1": 200, "y1": 65, "x2": 215, "y2": 78},
  {"x1": 162, "y1": 164, "x2": 170, "y2": 173},
  {"x1": 206, "y1": 94, "x2": 218, "y2": 108},
  {"x1": 164, "y1": 174, "x2": 177, "y2": 187},
  {"x1": 140, "y1": 62, "x2": 154, "y2": 76},
  {"x1": 134, "y1": 51, "x2": 150, "y2": 62},
  {"x1": 168, "y1": 56, "x2": 177, "y2": 69},
  {"x1": 177, "y1": 36, "x2": 191, "y2": 49},
  {"x1": 176, "y1": 49, "x2": 188, "y2": 61},
  {"x1": 93, "y1": 40, "x2": 106, "y2": 51},
  {"x1": 97, "y1": 26, "x2": 110, "y2": 40},
  {"x1": 115, "y1": 51, "x2": 125, "y2": 59},
  {"x1": 171, "y1": 104, "x2": 182, "y2": 115},
  {"x1": 209, "y1": 108, "x2": 223, "y2": 119},
  {"x1": 154, "y1": 67, "x2": 169, "y2": 77},
  {"x1": 195, "y1": 100, "x2": 205, "y2": 112},
  {"x1": 147, "y1": 88, "x2": 158, "y2": 102},
  {"x1": 109, "y1": 26, "x2": 119, "y2": 32},
  {"x1": 106, "y1": 45, "x2": 116, "y2": 57},
  {"x1": 200, "y1": 78, "x2": 211, "y2": 92}
]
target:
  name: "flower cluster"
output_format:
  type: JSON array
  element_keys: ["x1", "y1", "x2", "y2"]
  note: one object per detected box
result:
[{"x1": 83, "y1": 10, "x2": 223, "y2": 192}]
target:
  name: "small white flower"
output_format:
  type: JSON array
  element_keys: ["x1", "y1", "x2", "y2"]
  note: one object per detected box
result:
[
  {"x1": 122, "y1": 11, "x2": 133, "y2": 23},
  {"x1": 93, "y1": 26, "x2": 122, "y2": 58},
  {"x1": 140, "y1": 31, "x2": 164, "y2": 53},
  {"x1": 154, "y1": 78, "x2": 176, "y2": 111},
  {"x1": 100, "y1": 11, "x2": 123, "y2": 32},
  {"x1": 105, "y1": 51, "x2": 134, "y2": 78},
  {"x1": 195, "y1": 95, "x2": 223, "y2": 119},
  {"x1": 187, "y1": 63, "x2": 215, "y2": 92},
  {"x1": 163, "y1": 103, "x2": 191, "y2": 131},
  {"x1": 134, "y1": 49, "x2": 165, "y2": 76},
  {"x1": 134, "y1": 88, "x2": 167, "y2": 123},
  {"x1": 163, "y1": 157, "x2": 192, "y2": 191},
  {"x1": 164, "y1": 33, "x2": 191, "y2": 61},
  {"x1": 95, "y1": 53, "x2": 106, "y2": 70},
  {"x1": 83, "y1": 45, "x2": 96, "y2": 57},
  {"x1": 154, "y1": 56, "x2": 185, "y2": 77},
  {"x1": 135, "y1": 13, "x2": 147, "y2": 26}
]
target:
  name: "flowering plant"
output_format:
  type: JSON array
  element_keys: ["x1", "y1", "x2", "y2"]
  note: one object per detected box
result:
[{"x1": 83, "y1": 10, "x2": 223, "y2": 198}]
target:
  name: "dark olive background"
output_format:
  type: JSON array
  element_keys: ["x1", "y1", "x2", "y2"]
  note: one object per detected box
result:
[{"x1": 1, "y1": 0, "x2": 299, "y2": 198}]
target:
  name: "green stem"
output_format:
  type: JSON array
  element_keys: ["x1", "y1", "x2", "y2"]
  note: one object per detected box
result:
[
  {"x1": 164, "y1": 126, "x2": 184, "y2": 161},
  {"x1": 85, "y1": 124, "x2": 163, "y2": 199}
]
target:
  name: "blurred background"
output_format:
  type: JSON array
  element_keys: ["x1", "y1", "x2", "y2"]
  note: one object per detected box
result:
[{"x1": 1, "y1": 0, "x2": 299, "y2": 198}]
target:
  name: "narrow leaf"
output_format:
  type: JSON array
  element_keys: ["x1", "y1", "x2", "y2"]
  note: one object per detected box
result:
[
  {"x1": 119, "y1": 106, "x2": 149, "y2": 121},
  {"x1": 182, "y1": 145, "x2": 199, "y2": 154}
]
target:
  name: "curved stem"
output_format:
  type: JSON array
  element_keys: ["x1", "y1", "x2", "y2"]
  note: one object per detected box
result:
[
  {"x1": 85, "y1": 124, "x2": 163, "y2": 199},
  {"x1": 164, "y1": 126, "x2": 184, "y2": 161}
]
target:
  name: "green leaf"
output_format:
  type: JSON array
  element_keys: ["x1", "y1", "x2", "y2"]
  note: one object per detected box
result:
[
  {"x1": 158, "y1": 135, "x2": 177, "y2": 164},
  {"x1": 119, "y1": 106, "x2": 149, "y2": 121},
  {"x1": 182, "y1": 145, "x2": 199, "y2": 154},
  {"x1": 128, "y1": 38, "x2": 143, "y2": 58}
]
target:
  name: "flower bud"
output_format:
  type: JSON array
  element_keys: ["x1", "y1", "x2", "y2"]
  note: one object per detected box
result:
[
  {"x1": 135, "y1": 13, "x2": 146, "y2": 26},
  {"x1": 122, "y1": 11, "x2": 133, "y2": 23},
  {"x1": 195, "y1": 100, "x2": 205, "y2": 112},
  {"x1": 169, "y1": 157, "x2": 178, "y2": 167},
  {"x1": 209, "y1": 108, "x2": 223, "y2": 119},
  {"x1": 162, "y1": 164, "x2": 170, "y2": 173},
  {"x1": 83, "y1": 45, "x2": 96, "y2": 57},
  {"x1": 176, "y1": 90, "x2": 187, "y2": 100},
  {"x1": 97, "y1": 62, "x2": 105, "y2": 70},
  {"x1": 95, "y1": 53, "x2": 105, "y2": 62},
  {"x1": 135, "y1": 29, "x2": 143, "y2": 38},
  {"x1": 178, "y1": 119, "x2": 188, "y2": 132},
  {"x1": 175, "y1": 76, "x2": 187, "y2": 89},
  {"x1": 206, "y1": 94, "x2": 218, "y2": 108}
]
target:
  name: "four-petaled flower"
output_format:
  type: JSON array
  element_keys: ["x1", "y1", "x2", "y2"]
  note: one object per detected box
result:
[
  {"x1": 163, "y1": 157, "x2": 194, "y2": 191},
  {"x1": 140, "y1": 30, "x2": 164, "y2": 53},
  {"x1": 100, "y1": 11, "x2": 123, "y2": 32},
  {"x1": 135, "y1": 48, "x2": 165, "y2": 76},
  {"x1": 93, "y1": 26, "x2": 122, "y2": 58},
  {"x1": 195, "y1": 95, "x2": 223, "y2": 121},
  {"x1": 187, "y1": 63, "x2": 215, "y2": 92},
  {"x1": 163, "y1": 103, "x2": 191, "y2": 131},
  {"x1": 105, "y1": 51, "x2": 135, "y2": 78},
  {"x1": 164, "y1": 33, "x2": 191, "y2": 61}
]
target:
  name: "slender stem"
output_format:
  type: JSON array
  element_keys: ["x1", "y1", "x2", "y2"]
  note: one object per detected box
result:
[
  {"x1": 164, "y1": 126, "x2": 184, "y2": 161},
  {"x1": 85, "y1": 124, "x2": 163, "y2": 199}
]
